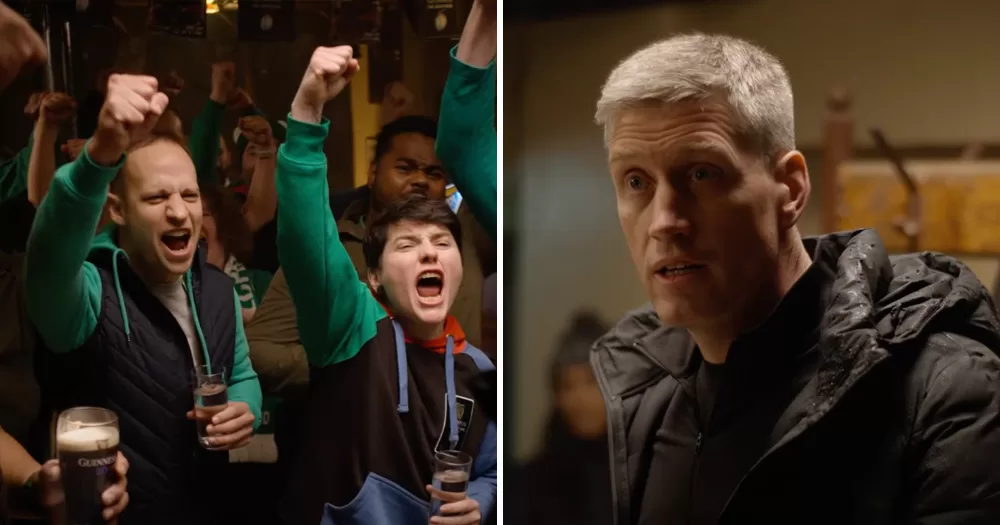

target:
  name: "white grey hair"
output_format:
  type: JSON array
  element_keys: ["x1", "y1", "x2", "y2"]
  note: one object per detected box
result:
[{"x1": 595, "y1": 33, "x2": 795, "y2": 160}]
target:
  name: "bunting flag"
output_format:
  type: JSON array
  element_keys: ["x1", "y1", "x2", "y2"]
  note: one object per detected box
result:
[
  {"x1": 148, "y1": 0, "x2": 207, "y2": 38},
  {"x1": 238, "y1": 0, "x2": 294, "y2": 42},
  {"x1": 404, "y1": 0, "x2": 463, "y2": 40}
]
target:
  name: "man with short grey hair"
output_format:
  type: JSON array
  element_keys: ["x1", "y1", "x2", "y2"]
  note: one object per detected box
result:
[{"x1": 591, "y1": 33, "x2": 1000, "y2": 524}]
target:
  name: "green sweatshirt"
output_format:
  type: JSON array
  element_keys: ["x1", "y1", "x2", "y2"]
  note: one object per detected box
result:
[
  {"x1": 189, "y1": 99, "x2": 226, "y2": 186},
  {"x1": 0, "y1": 133, "x2": 35, "y2": 204},
  {"x1": 24, "y1": 148, "x2": 262, "y2": 428},
  {"x1": 276, "y1": 110, "x2": 498, "y2": 365},
  {"x1": 435, "y1": 46, "x2": 497, "y2": 239},
  {"x1": 275, "y1": 117, "x2": 387, "y2": 366}
]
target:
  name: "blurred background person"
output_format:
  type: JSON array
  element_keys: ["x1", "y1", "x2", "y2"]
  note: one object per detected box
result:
[{"x1": 509, "y1": 311, "x2": 612, "y2": 525}]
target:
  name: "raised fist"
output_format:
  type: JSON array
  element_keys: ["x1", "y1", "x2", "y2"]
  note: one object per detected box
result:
[
  {"x1": 291, "y1": 46, "x2": 359, "y2": 123},
  {"x1": 227, "y1": 87, "x2": 253, "y2": 112},
  {"x1": 160, "y1": 70, "x2": 185, "y2": 98},
  {"x1": 61, "y1": 138, "x2": 88, "y2": 161},
  {"x1": 238, "y1": 116, "x2": 274, "y2": 148},
  {"x1": 380, "y1": 81, "x2": 415, "y2": 125},
  {"x1": 25, "y1": 92, "x2": 77, "y2": 126},
  {"x1": 476, "y1": 0, "x2": 497, "y2": 14},
  {"x1": 211, "y1": 61, "x2": 237, "y2": 104},
  {"x1": 88, "y1": 74, "x2": 169, "y2": 166},
  {"x1": 0, "y1": 2, "x2": 47, "y2": 93}
]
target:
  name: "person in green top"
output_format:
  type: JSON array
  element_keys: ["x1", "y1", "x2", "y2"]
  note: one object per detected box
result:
[
  {"x1": 275, "y1": 42, "x2": 497, "y2": 524},
  {"x1": 435, "y1": 0, "x2": 497, "y2": 239},
  {"x1": 24, "y1": 73, "x2": 261, "y2": 524}
]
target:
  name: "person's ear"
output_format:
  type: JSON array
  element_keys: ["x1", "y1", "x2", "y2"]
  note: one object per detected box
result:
[
  {"x1": 366, "y1": 268, "x2": 381, "y2": 295},
  {"x1": 773, "y1": 150, "x2": 810, "y2": 229},
  {"x1": 107, "y1": 192, "x2": 126, "y2": 227}
]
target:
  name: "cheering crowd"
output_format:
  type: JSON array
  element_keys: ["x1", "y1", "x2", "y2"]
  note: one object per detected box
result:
[{"x1": 0, "y1": 0, "x2": 497, "y2": 523}]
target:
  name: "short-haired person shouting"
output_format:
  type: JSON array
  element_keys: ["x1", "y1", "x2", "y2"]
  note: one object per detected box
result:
[
  {"x1": 274, "y1": 45, "x2": 497, "y2": 525},
  {"x1": 25, "y1": 74, "x2": 262, "y2": 525}
]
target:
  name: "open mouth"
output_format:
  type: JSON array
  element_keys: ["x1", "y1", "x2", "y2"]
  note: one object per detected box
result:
[
  {"x1": 416, "y1": 270, "x2": 444, "y2": 298},
  {"x1": 161, "y1": 230, "x2": 192, "y2": 255}
]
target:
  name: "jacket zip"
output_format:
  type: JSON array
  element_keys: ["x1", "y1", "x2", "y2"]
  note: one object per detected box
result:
[
  {"x1": 592, "y1": 347, "x2": 629, "y2": 525},
  {"x1": 687, "y1": 390, "x2": 705, "y2": 525}
]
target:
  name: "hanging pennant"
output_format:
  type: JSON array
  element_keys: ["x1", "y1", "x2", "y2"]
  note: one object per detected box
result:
[
  {"x1": 148, "y1": 0, "x2": 207, "y2": 38},
  {"x1": 238, "y1": 0, "x2": 294, "y2": 42},
  {"x1": 404, "y1": 0, "x2": 463, "y2": 40}
]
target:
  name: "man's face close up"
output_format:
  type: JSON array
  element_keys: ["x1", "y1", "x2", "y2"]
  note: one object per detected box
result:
[
  {"x1": 113, "y1": 139, "x2": 203, "y2": 283},
  {"x1": 370, "y1": 133, "x2": 447, "y2": 206},
  {"x1": 607, "y1": 98, "x2": 789, "y2": 332},
  {"x1": 370, "y1": 219, "x2": 464, "y2": 333}
]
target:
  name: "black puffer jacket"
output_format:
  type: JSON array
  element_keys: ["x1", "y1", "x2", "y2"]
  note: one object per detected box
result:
[{"x1": 592, "y1": 229, "x2": 1000, "y2": 525}]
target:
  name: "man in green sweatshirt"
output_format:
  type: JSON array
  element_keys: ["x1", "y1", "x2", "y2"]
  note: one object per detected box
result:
[{"x1": 24, "y1": 73, "x2": 261, "y2": 525}]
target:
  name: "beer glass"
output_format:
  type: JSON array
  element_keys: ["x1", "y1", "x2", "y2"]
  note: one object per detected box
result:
[
  {"x1": 56, "y1": 407, "x2": 119, "y2": 525},
  {"x1": 192, "y1": 365, "x2": 228, "y2": 450},
  {"x1": 430, "y1": 450, "x2": 473, "y2": 516}
]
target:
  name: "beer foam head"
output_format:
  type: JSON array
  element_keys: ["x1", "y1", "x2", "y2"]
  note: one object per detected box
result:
[{"x1": 57, "y1": 426, "x2": 120, "y2": 453}]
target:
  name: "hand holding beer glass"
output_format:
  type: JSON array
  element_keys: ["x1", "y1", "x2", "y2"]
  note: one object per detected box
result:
[
  {"x1": 51, "y1": 407, "x2": 129, "y2": 524},
  {"x1": 426, "y1": 450, "x2": 481, "y2": 525},
  {"x1": 187, "y1": 365, "x2": 255, "y2": 450}
]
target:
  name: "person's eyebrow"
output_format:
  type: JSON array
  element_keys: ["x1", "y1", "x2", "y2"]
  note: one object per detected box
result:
[{"x1": 609, "y1": 140, "x2": 732, "y2": 165}]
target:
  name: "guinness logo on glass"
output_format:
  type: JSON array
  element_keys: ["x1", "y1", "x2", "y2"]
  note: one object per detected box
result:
[{"x1": 78, "y1": 455, "x2": 117, "y2": 468}]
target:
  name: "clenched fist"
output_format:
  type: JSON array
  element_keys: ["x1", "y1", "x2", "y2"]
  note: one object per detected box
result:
[
  {"x1": 25, "y1": 92, "x2": 77, "y2": 127},
  {"x1": 160, "y1": 70, "x2": 185, "y2": 98},
  {"x1": 239, "y1": 116, "x2": 274, "y2": 148},
  {"x1": 211, "y1": 61, "x2": 237, "y2": 105},
  {"x1": 290, "y1": 46, "x2": 359, "y2": 124},
  {"x1": 87, "y1": 74, "x2": 170, "y2": 166},
  {"x1": 227, "y1": 87, "x2": 253, "y2": 112},
  {"x1": 0, "y1": 2, "x2": 47, "y2": 93},
  {"x1": 380, "y1": 81, "x2": 415, "y2": 125},
  {"x1": 61, "y1": 138, "x2": 88, "y2": 161}
]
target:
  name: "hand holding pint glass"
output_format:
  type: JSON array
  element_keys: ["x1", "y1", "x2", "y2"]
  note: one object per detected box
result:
[
  {"x1": 52, "y1": 407, "x2": 129, "y2": 524},
  {"x1": 187, "y1": 365, "x2": 255, "y2": 450},
  {"x1": 426, "y1": 450, "x2": 481, "y2": 525}
]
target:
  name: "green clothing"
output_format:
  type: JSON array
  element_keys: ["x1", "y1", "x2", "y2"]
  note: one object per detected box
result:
[
  {"x1": 24, "y1": 148, "x2": 262, "y2": 428},
  {"x1": 275, "y1": 117, "x2": 387, "y2": 367},
  {"x1": 188, "y1": 99, "x2": 226, "y2": 185},
  {"x1": 0, "y1": 134, "x2": 34, "y2": 204},
  {"x1": 224, "y1": 254, "x2": 273, "y2": 313},
  {"x1": 436, "y1": 46, "x2": 497, "y2": 239},
  {"x1": 276, "y1": 111, "x2": 498, "y2": 366}
]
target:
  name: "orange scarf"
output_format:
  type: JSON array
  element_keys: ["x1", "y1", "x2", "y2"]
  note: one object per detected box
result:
[{"x1": 375, "y1": 294, "x2": 467, "y2": 354}]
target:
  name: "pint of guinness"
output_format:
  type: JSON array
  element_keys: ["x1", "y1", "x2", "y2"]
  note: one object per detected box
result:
[{"x1": 56, "y1": 407, "x2": 119, "y2": 525}]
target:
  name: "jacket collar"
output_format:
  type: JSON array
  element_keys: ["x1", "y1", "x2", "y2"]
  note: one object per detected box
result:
[{"x1": 594, "y1": 229, "x2": 1000, "y2": 402}]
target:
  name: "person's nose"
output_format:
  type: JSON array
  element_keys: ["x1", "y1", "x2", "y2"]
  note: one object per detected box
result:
[
  {"x1": 647, "y1": 183, "x2": 692, "y2": 241},
  {"x1": 417, "y1": 239, "x2": 438, "y2": 263},
  {"x1": 409, "y1": 172, "x2": 430, "y2": 191},
  {"x1": 165, "y1": 196, "x2": 189, "y2": 225}
]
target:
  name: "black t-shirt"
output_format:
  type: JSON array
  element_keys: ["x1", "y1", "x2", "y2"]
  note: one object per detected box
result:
[{"x1": 695, "y1": 359, "x2": 725, "y2": 426}]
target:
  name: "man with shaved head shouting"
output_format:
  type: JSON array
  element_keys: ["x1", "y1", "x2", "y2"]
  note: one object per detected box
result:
[{"x1": 25, "y1": 73, "x2": 261, "y2": 525}]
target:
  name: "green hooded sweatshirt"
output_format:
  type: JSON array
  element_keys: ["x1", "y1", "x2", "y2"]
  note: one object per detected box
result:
[
  {"x1": 23, "y1": 147, "x2": 262, "y2": 427},
  {"x1": 0, "y1": 133, "x2": 35, "y2": 204}
]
